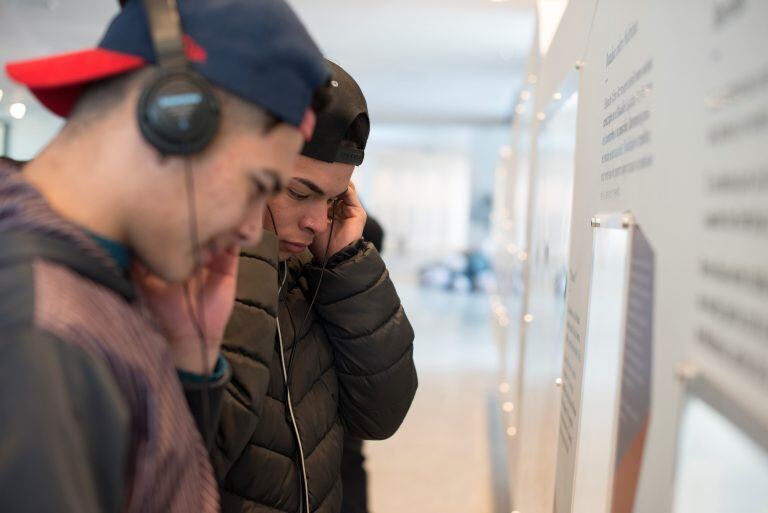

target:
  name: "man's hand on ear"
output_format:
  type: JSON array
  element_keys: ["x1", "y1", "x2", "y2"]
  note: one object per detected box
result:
[
  {"x1": 309, "y1": 182, "x2": 367, "y2": 264},
  {"x1": 132, "y1": 244, "x2": 240, "y2": 375}
]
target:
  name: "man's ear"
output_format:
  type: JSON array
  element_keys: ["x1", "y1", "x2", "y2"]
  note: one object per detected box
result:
[{"x1": 300, "y1": 108, "x2": 317, "y2": 141}]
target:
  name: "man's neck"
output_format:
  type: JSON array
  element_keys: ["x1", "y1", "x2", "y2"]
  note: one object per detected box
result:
[{"x1": 24, "y1": 134, "x2": 130, "y2": 244}]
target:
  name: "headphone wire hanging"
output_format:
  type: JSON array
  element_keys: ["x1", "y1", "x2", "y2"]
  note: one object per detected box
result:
[
  {"x1": 182, "y1": 160, "x2": 212, "y2": 449},
  {"x1": 268, "y1": 201, "x2": 338, "y2": 513},
  {"x1": 284, "y1": 206, "x2": 336, "y2": 385},
  {"x1": 269, "y1": 205, "x2": 307, "y2": 512}
]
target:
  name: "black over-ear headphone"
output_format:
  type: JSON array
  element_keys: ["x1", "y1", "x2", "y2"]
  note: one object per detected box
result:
[
  {"x1": 134, "y1": 0, "x2": 220, "y2": 447},
  {"x1": 138, "y1": 0, "x2": 220, "y2": 155}
]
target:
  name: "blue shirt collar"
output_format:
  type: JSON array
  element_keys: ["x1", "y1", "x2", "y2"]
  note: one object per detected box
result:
[{"x1": 87, "y1": 231, "x2": 132, "y2": 272}]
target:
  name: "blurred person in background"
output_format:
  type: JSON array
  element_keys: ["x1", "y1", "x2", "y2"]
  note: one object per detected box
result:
[
  {"x1": 0, "y1": 0, "x2": 328, "y2": 511},
  {"x1": 340, "y1": 215, "x2": 386, "y2": 513},
  {"x1": 212, "y1": 60, "x2": 418, "y2": 513}
]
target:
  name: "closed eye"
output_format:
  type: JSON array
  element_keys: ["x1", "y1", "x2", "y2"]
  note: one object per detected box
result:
[{"x1": 288, "y1": 189, "x2": 310, "y2": 201}]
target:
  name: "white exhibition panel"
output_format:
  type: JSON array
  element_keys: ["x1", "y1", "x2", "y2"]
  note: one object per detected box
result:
[
  {"x1": 491, "y1": 33, "x2": 543, "y2": 497},
  {"x1": 673, "y1": 390, "x2": 768, "y2": 513},
  {"x1": 566, "y1": 215, "x2": 655, "y2": 513},
  {"x1": 496, "y1": 103, "x2": 533, "y2": 490},
  {"x1": 492, "y1": 0, "x2": 768, "y2": 512},
  {"x1": 511, "y1": 89, "x2": 578, "y2": 513},
  {"x1": 490, "y1": 2, "x2": 600, "y2": 508},
  {"x1": 569, "y1": 220, "x2": 631, "y2": 513}
]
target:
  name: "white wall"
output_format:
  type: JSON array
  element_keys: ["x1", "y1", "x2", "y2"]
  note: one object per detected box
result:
[
  {"x1": 1, "y1": 110, "x2": 62, "y2": 161},
  {"x1": 491, "y1": 1, "x2": 768, "y2": 512}
]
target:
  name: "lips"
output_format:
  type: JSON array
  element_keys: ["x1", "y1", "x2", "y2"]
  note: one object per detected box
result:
[{"x1": 280, "y1": 240, "x2": 309, "y2": 254}]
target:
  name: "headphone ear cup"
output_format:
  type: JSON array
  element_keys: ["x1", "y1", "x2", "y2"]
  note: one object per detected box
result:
[{"x1": 138, "y1": 69, "x2": 220, "y2": 155}]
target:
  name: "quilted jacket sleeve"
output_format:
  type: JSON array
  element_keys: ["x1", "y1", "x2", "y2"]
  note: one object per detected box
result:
[
  {"x1": 304, "y1": 240, "x2": 418, "y2": 440},
  {"x1": 211, "y1": 244, "x2": 279, "y2": 480}
]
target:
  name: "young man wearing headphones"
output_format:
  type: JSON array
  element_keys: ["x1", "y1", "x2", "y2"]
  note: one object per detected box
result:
[
  {"x1": 0, "y1": 1, "x2": 328, "y2": 512},
  {"x1": 213, "y1": 61, "x2": 418, "y2": 513}
]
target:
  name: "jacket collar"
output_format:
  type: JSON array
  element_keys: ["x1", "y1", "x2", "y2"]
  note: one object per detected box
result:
[{"x1": 0, "y1": 162, "x2": 136, "y2": 300}]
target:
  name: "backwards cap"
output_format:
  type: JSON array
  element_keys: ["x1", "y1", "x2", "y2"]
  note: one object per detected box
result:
[
  {"x1": 301, "y1": 60, "x2": 369, "y2": 166},
  {"x1": 5, "y1": 0, "x2": 330, "y2": 127}
]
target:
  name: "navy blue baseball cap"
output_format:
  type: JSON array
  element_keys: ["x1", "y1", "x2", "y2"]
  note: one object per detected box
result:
[{"x1": 6, "y1": 0, "x2": 330, "y2": 127}]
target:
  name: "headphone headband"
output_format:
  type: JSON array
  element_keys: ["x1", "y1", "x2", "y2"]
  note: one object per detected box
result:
[{"x1": 142, "y1": 0, "x2": 187, "y2": 70}]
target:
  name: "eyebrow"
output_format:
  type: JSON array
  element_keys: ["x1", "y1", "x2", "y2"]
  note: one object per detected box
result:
[{"x1": 294, "y1": 177, "x2": 326, "y2": 196}]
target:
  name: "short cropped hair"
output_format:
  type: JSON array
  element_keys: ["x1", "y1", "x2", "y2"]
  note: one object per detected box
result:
[{"x1": 67, "y1": 68, "x2": 281, "y2": 135}]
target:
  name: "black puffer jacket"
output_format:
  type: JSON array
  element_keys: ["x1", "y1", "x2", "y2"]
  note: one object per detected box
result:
[{"x1": 213, "y1": 232, "x2": 417, "y2": 513}]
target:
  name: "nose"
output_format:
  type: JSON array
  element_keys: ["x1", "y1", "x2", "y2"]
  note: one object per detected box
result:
[
  {"x1": 237, "y1": 201, "x2": 265, "y2": 246},
  {"x1": 299, "y1": 200, "x2": 331, "y2": 236}
]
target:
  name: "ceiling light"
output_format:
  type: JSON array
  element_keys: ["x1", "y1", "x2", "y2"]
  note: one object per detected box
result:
[
  {"x1": 10, "y1": 103, "x2": 27, "y2": 120},
  {"x1": 520, "y1": 90, "x2": 531, "y2": 101},
  {"x1": 553, "y1": 92, "x2": 563, "y2": 100},
  {"x1": 515, "y1": 104, "x2": 525, "y2": 115},
  {"x1": 536, "y1": 112, "x2": 547, "y2": 121},
  {"x1": 527, "y1": 74, "x2": 538, "y2": 84}
]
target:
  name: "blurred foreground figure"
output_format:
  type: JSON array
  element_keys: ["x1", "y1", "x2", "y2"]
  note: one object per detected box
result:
[
  {"x1": 341, "y1": 215, "x2": 385, "y2": 513},
  {"x1": 0, "y1": 0, "x2": 328, "y2": 512}
]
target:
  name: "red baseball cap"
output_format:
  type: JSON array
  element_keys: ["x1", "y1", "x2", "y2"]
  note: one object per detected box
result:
[{"x1": 5, "y1": 0, "x2": 329, "y2": 126}]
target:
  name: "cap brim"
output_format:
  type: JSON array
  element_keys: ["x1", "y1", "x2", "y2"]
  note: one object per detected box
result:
[{"x1": 6, "y1": 48, "x2": 146, "y2": 117}]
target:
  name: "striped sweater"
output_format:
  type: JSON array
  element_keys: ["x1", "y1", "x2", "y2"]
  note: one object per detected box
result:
[{"x1": 0, "y1": 161, "x2": 223, "y2": 513}]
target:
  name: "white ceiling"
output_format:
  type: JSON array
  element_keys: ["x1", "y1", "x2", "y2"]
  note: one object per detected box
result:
[
  {"x1": 0, "y1": 0, "x2": 535, "y2": 125},
  {"x1": 0, "y1": 0, "x2": 119, "y2": 117},
  {"x1": 288, "y1": 0, "x2": 535, "y2": 124}
]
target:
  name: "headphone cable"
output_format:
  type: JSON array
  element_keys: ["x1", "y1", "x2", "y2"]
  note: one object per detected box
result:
[
  {"x1": 183, "y1": 160, "x2": 212, "y2": 449},
  {"x1": 285, "y1": 201, "x2": 336, "y2": 385},
  {"x1": 269, "y1": 201, "x2": 340, "y2": 513}
]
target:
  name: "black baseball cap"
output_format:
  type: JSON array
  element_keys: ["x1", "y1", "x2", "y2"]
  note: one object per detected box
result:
[
  {"x1": 6, "y1": 0, "x2": 330, "y2": 127},
  {"x1": 301, "y1": 60, "x2": 369, "y2": 166}
]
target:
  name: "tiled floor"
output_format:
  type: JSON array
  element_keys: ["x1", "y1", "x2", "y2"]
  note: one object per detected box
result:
[{"x1": 364, "y1": 277, "x2": 498, "y2": 513}]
